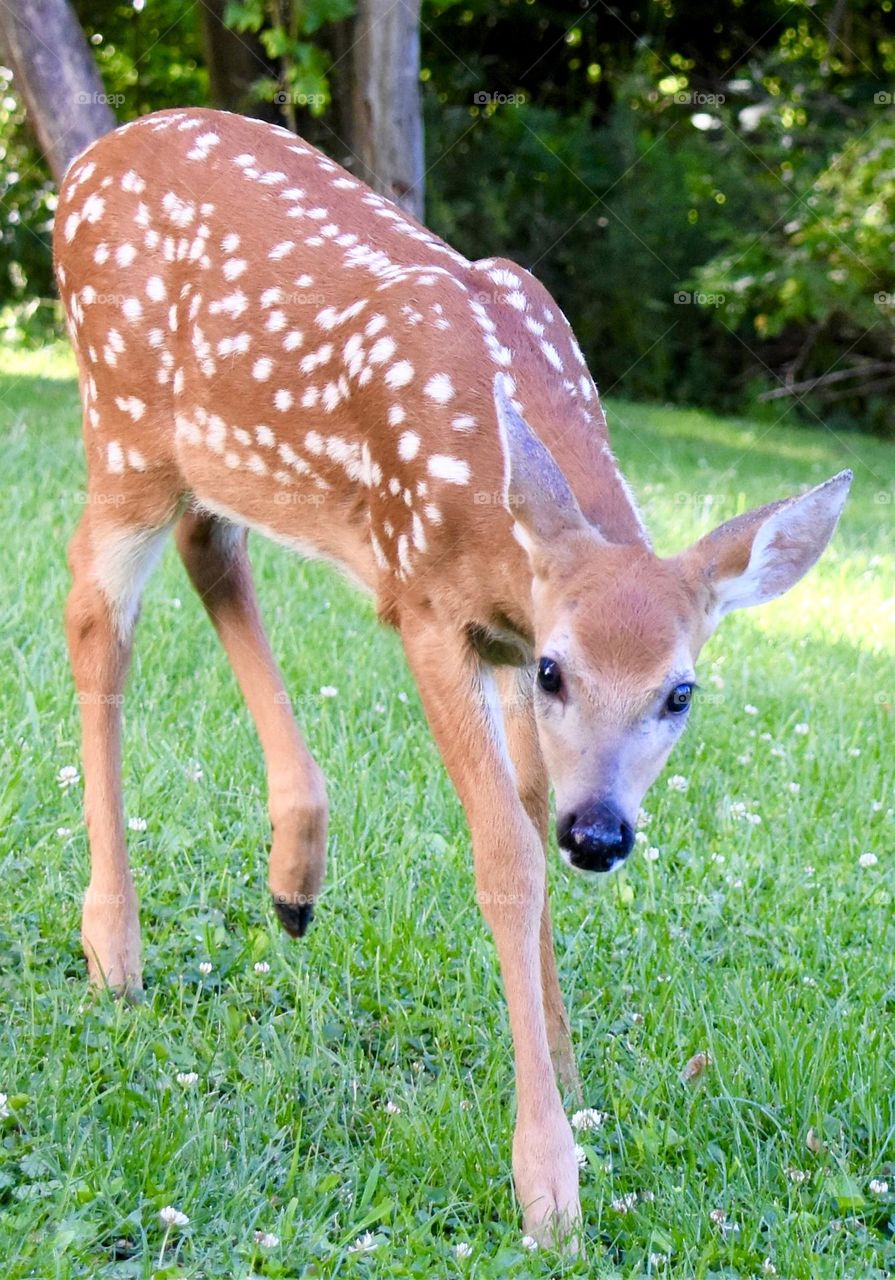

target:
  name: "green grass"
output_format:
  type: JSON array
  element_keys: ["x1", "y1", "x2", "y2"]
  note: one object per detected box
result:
[{"x1": 0, "y1": 344, "x2": 893, "y2": 1279}]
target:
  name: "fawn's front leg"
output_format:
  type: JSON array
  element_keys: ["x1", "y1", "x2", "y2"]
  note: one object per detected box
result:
[
  {"x1": 494, "y1": 665, "x2": 581, "y2": 1102},
  {"x1": 401, "y1": 614, "x2": 580, "y2": 1247}
]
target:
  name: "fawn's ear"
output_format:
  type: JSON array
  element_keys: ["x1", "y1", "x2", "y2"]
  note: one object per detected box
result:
[
  {"x1": 681, "y1": 470, "x2": 852, "y2": 623},
  {"x1": 493, "y1": 374, "x2": 589, "y2": 560}
]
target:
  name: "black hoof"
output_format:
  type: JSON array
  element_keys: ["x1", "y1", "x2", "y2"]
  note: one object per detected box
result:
[{"x1": 272, "y1": 897, "x2": 314, "y2": 938}]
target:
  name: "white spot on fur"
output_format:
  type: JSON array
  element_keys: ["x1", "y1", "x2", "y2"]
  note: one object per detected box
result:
[
  {"x1": 423, "y1": 372, "x2": 455, "y2": 404},
  {"x1": 428, "y1": 455, "x2": 470, "y2": 484},
  {"x1": 398, "y1": 431, "x2": 420, "y2": 461},
  {"x1": 385, "y1": 361, "x2": 414, "y2": 389}
]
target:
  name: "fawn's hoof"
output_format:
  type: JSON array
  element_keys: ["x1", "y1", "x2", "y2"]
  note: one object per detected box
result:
[{"x1": 272, "y1": 897, "x2": 314, "y2": 937}]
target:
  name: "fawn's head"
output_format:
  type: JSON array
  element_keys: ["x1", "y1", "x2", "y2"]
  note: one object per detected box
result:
[{"x1": 495, "y1": 378, "x2": 852, "y2": 874}]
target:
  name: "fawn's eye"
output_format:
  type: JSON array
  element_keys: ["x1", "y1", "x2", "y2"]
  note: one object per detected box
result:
[
  {"x1": 665, "y1": 682, "x2": 693, "y2": 715},
  {"x1": 537, "y1": 657, "x2": 562, "y2": 695}
]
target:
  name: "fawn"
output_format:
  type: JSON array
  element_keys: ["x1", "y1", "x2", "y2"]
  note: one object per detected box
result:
[{"x1": 54, "y1": 108, "x2": 851, "y2": 1247}]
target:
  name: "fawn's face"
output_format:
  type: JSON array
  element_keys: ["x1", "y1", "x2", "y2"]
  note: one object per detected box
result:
[
  {"x1": 494, "y1": 375, "x2": 852, "y2": 875},
  {"x1": 530, "y1": 543, "x2": 708, "y2": 872}
]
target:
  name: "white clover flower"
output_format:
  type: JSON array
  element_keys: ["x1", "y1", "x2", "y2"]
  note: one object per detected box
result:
[
  {"x1": 762, "y1": 1261, "x2": 777, "y2": 1276},
  {"x1": 57, "y1": 827, "x2": 72, "y2": 837},
  {"x1": 254, "y1": 1230, "x2": 280, "y2": 1248},
  {"x1": 649, "y1": 1252, "x2": 669, "y2": 1267},
  {"x1": 521, "y1": 1235, "x2": 539, "y2": 1251},
  {"x1": 744, "y1": 704, "x2": 758, "y2": 716},
  {"x1": 253, "y1": 961, "x2": 271, "y2": 974},
  {"x1": 849, "y1": 747, "x2": 861, "y2": 757},
  {"x1": 611, "y1": 1192, "x2": 637, "y2": 1214},
  {"x1": 176, "y1": 1071, "x2": 199, "y2": 1086},
  {"x1": 128, "y1": 816, "x2": 147, "y2": 832},
  {"x1": 667, "y1": 775, "x2": 688, "y2": 792},
  {"x1": 347, "y1": 1231, "x2": 377, "y2": 1254},
  {"x1": 644, "y1": 846, "x2": 660, "y2": 863},
  {"x1": 859, "y1": 851, "x2": 879, "y2": 868},
  {"x1": 571, "y1": 1107, "x2": 606, "y2": 1131},
  {"x1": 320, "y1": 685, "x2": 338, "y2": 698},
  {"x1": 159, "y1": 1206, "x2": 189, "y2": 1227},
  {"x1": 397, "y1": 691, "x2": 409, "y2": 703},
  {"x1": 0, "y1": 1094, "x2": 9, "y2": 1118},
  {"x1": 805, "y1": 865, "x2": 815, "y2": 877},
  {"x1": 736, "y1": 753, "x2": 751, "y2": 765},
  {"x1": 746, "y1": 812, "x2": 762, "y2": 826},
  {"x1": 384, "y1": 1100, "x2": 400, "y2": 1114},
  {"x1": 185, "y1": 760, "x2": 203, "y2": 781},
  {"x1": 637, "y1": 808, "x2": 651, "y2": 828},
  {"x1": 870, "y1": 1178, "x2": 889, "y2": 1195},
  {"x1": 794, "y1": 722, "x2": 809, "y2": 735},
  {"x1": 709, "y1": 1208, "x2": 727, "y2": 1224},
  {"x1": 198, "y1": 961, "x2": 213, "y2": 975},
  {"x1": 454, "y1": 1241, "x2": 473, "y2": 1259},
  {"x1": 786, "y1": 1167, "x2": 809, "y2": 1183},
  {"x1": 574, "y1": 1143, "x2": 587, "y2": 1168},
  {"x1": 635, "y1": 830, "x2": 648, "y2": 845},
  {"x1": 730, "y1": 802, "x2": 747, "y2": 817},
  {"x1": 57, "y1": 765, "x2": 79, "y2": 788},
  {"x1": 374, "y1": 703, "x2": 386, "y2": 714},
  {"x1": 788, "y1": 782, "x2": 801, "y2": 794}
]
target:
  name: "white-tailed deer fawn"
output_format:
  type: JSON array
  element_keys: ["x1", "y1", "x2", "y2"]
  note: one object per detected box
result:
[{"x1": 54, "y1": 108, "x2": 851, "y2": 1248}]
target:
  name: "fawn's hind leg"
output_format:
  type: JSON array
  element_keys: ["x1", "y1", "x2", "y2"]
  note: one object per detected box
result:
[
  {"x1": 174, "y1": 509, "x2": 327, "y2": 934},
  {"x1": 67, "y1": 503, "x2": 176, "y2": 992}
]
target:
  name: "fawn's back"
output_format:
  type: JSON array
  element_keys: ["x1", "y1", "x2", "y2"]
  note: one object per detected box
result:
[{"x1": 54, "y1": 108, "x2": 637, "y2": 620}]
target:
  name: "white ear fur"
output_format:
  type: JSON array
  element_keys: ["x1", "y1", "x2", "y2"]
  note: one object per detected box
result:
[
  {"x1": 714, "y1": 470, "x2": 852, "y2": 617},
  {"x1": 492, "y1": 373, "x2": 587, "y2": 553}
]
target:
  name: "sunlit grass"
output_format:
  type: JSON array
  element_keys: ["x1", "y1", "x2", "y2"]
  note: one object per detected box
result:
[{"x1": 0, "y1": 357, "x2": 892, "y2": 1278}]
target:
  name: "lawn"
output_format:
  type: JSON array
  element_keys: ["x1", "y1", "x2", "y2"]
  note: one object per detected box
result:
[{"x1": 0, "y1": 344, "x2": 892, "y2": 1279}]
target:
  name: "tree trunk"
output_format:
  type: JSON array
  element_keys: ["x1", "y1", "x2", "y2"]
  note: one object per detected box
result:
[
  {"x1": 0, "y1": 0, "x2": 115, "y2": 184},
  {"x1": 198, "y1": 0, "x2": 282, "y2": 124},
  {"x1": 349, "y1": 0, "x2": 424, "y2": 221}
]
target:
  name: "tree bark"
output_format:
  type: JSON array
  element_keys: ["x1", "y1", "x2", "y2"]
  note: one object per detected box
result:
[
  {"x1": 349, "y1": 0, "x2": 424, "y2": 221},
  {"x1": 0, "y1": 0, "x2": 115, "y2": 184},
  {"x1": 198, "y1": 0, "x2": 282, "y2": 123}
]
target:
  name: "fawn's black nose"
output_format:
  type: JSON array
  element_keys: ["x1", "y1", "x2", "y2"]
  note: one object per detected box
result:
[{"x1": 557, "y1": 802, "x2": 634, "y2": 872}]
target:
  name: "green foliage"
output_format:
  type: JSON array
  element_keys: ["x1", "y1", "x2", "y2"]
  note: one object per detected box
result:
[
  {"x1": 697, "y1": 118, "x2": 895, "y2": 432},
  {"x1": 224, "y1": 0, "x2": 355, "y2": 116},
  {"x1": 3, "y1": 0, "x2": 895, "y2": 431}
]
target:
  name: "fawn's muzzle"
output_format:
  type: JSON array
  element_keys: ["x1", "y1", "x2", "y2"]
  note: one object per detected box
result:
[{"x1": 557, "y1": 801, "x2": 634, "y2": 873}]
